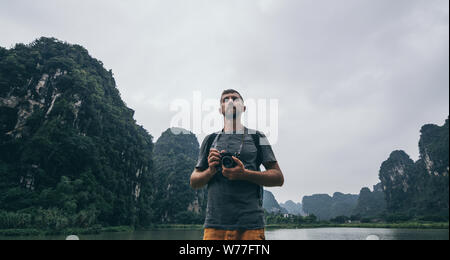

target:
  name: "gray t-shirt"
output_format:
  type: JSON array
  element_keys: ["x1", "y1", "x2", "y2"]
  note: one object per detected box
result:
[{"x1": 195, "y1": 128, "x2": 277, "y2": 230}]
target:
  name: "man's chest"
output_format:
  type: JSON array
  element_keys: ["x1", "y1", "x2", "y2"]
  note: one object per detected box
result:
[{"x1": 214, "y1": 135, "x2": 258, "y2": 164}]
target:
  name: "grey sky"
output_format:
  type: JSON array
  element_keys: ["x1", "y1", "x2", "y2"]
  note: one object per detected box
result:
[{"x1": 1, "y1": 0, "x2": 448, "y2": 203}]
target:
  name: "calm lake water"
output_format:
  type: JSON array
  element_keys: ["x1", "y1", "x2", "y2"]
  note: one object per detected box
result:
[{"x1": 1, "y1": 228, "x2": 448, "y2": 240}]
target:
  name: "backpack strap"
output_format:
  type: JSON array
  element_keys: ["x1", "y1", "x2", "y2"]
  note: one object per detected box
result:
[
  {"x1": 205, "y1": 133, "x2": 218, "y2": 153},
  {"x1": 250, "y1": 132, "x2": 264, "y2": 206},
  {"x1": 250, "y1": 133, "x2": 263, "y2": 171}
]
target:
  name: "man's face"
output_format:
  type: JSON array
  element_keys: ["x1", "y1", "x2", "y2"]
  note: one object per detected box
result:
[{"x1": 220, "y1": 92, "x2": 245, "y2": 119}]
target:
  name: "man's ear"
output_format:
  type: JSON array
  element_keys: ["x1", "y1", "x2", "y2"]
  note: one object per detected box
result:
[
  {"x1": 218, "y1": 107, "x2": 223, "y2": 115},
  {"x1": 243, "y1": 105, "x2": 246, "y2": 112}
]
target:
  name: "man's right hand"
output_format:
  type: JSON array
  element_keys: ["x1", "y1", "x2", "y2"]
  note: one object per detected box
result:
[
  {"x1": 190, "y1": 148, "x2": 226, "y2": 189},
  {"x1": 208, "y1": 149, "x2": 225, "y2": 175}
]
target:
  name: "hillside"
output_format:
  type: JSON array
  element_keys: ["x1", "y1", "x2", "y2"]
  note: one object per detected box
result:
[
  {"x1": 152, "y1": 128, "x2": 206, "y2": 224},
  {"x1": 0, "y1": 37, "x2": 154, "y2": 229},
  {"x1": 379, "y1": 118, "x2": 449, "y2": 220},
  {"x1": 302, "y1": 192, "x2": 359, "y2": 221}
]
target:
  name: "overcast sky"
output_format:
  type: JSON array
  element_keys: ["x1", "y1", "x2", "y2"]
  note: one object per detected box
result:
[{"x1": 1, "y1": 0, "x2": 449, "y2": 203}]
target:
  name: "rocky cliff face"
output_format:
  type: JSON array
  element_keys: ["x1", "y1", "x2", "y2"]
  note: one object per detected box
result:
[
  {"x1": 302, "y1": 192, "x2": 359, "y2": 220},
  {"x1": 279, "y1": 200, "x2": 305, "y2": 216},
  {"x1": 0, "y1": 37, "x2": 154, "y2": 227},
  {"x1": 152, "y1": 128, "x2": 206, "y2": 224},
  {"x1": 379, "y1": 150, "x2": 415, "y2": 211},
  {"x1": 1, "y1": 70, "x2": 68, "y2": 139},
  {"x1": 379, "y1": 118, "x2": 449, "y2": 219},
  {"x1": 418, "y1": 119, "x2": 449, "y2": 177},
  {"x1": 263, "y1": 190, "x2": 287, "y2": 214},
  {"x1": 353, "y1": 184, "x2": 386, "y2": 218}
]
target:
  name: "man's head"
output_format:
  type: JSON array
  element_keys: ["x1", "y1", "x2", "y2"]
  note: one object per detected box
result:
[{"x1": 219, "y1": 89, "x2": 246, "y2": 119}]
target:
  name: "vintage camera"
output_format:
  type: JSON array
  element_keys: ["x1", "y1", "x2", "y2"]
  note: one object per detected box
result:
[{"x1": 219, "y1": 152, "x2": 239, "y2": 169}]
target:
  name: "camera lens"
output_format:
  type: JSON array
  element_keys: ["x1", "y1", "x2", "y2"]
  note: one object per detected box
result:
[{"x1": 222, "y1": 156, "x2": 235, "y2": 168}]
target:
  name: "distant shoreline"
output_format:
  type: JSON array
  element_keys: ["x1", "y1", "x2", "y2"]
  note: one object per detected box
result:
[
  {"x1": 149, "y1": 222, "x2": 450, "y2": 230},
  {"x1": 264, "y1": 222, "x2": 449, "y2": 230},
  {"x1": 0, "y1": 222, "x2": 448, "y2": 237}
]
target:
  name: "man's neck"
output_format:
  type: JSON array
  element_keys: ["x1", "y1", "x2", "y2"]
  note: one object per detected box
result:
[{"x1": 223, "y1": 118, "x2": 244, "y2": 133}]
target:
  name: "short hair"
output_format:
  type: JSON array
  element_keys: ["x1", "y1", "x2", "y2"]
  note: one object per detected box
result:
[{"x1": 220, "y1": 89, "x2": 244, "y2": 102}]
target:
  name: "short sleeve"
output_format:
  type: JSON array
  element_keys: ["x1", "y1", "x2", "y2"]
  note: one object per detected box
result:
[
  {"x1": 195, "y1": 134, "x2": 213, "y2": 171},
  {"x1": 257, "y1": 131, "x2": 277, "y2": 164}
]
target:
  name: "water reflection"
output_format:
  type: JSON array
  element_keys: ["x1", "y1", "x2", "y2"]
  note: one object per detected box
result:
[
  {"x1": 1, "y1": 228, "x2": 448, "y2": 240},
  {"x1": 264, "y1": 228, "x2": 449, "y2": 240}
]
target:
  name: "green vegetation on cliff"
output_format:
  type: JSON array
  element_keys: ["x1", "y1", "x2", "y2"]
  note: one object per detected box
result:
[{"x1": 0, "y1": 37, "x2": 154, "y2": 230}]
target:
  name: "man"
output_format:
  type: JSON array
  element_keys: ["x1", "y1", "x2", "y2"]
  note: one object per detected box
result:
[{"x1": 190, "y1": 89, "x2": 284, "y2": 240}]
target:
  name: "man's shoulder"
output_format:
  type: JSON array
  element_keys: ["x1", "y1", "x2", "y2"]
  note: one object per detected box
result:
[
  {"x1": 246, "y1": 128, "x2": 266, "y2": 137},
  {"x1": 203, "y1": 128, "x2": 267, "y2": 139},
  {"x1": 200, "y1": 131, "x2": 220, "y2": 146},
  {"x1": 204, "y1": 131, "x2": 220, "y2": 139},
  {"x1": 246, "y1": 128, "x2": 271, "y2": 146}
]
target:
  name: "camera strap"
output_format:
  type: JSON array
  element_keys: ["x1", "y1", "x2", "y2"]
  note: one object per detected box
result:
[{"x1": 212, "y1": 127, "x2": 247, "y2": 156}]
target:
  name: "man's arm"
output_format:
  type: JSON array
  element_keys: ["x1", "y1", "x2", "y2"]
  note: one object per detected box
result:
[
  {"x1": 190, "y1": 168, "x2": 215, "y2": 190},
  {"x1": 245, "y1": 161, "x2": 284, "y2": 187},
  {"x1": 190, "y1": 148, "x2": 223, "y2": 189},
  {"x1": 222, "y1": 158, "x2": 284, "y2": 187}
]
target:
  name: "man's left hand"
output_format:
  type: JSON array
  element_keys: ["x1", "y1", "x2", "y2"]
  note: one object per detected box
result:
[{"x1": 222, "y1": 156, "x2": 246, "y2": 181}]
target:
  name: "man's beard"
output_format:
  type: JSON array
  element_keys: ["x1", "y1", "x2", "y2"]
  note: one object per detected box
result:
[{"x1": 224, "y1": 107, "x2": 240, "y2": 120}]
